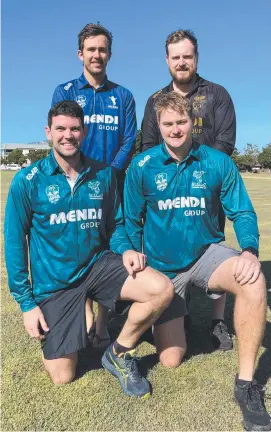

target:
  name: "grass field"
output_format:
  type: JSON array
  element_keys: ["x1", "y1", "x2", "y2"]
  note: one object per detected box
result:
[{"x1": 1, "y1": 171, "x2": 271, "y2": 431}]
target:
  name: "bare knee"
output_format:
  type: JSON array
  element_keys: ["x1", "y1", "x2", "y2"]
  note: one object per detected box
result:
[
  {"x1": 159, "y1": 347, "x2": 186, "y2": 368},
  {"x1": 154, "y1": 277, "x2": 175, "y2": 307},
  {"x1": 43, "y1": 352, "x2": 78, "y2": 385},
  {"x1": 240, "y1": 273, "x2": 266, "y2": 306},
  {"x1": 49, "y1": 369, "x2": 75, "y2": 385}
]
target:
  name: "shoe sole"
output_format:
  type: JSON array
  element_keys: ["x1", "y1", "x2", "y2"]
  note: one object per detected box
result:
[
  {"x1": 101, "y1": 354, "x2": 150, "y2": 399},
  {"x1": 234, "y1": 397, "x2": 271, "y2": 431},
  {"x1": 243, "y1": 419, "x2": 271, "y2": 431}
]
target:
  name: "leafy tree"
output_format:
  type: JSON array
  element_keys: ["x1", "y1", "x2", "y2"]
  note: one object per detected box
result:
[
  {"x1": 0, "y1": 157, "x2": 7, "y2": 165},
  {"x1": 28, "y1": 150, "x2": 49, "y2": 164},
  {"x1": 231, "y1": 148, "x2": 242, "y2": 169},
  {"x1": 242, "y1": 143, "x2": 260, "y2": 170},
  {"x1": 258, "y1": 143, "x2": 271, "y2": 168},
  {"x1": 7, "y1": 149, "x2": 26, "y2": 165}
]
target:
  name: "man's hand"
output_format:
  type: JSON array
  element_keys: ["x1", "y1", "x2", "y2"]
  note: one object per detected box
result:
[
  {"x1": 232, "y1": 251, "x2": 261, "y2": 286},
  {"x1": 123, "y1": 250, "x2": 146, "y2": 276},
  {"x1": 23, "y1": 306, "x2": 49, "y2": 340}
]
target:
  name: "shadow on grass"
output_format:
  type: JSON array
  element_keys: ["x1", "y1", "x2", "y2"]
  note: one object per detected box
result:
[{"x1": 76, "y1": 260, "x2": 271, "y2": 381}]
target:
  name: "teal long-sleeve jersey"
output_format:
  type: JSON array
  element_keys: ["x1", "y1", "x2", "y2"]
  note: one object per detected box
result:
[
  {"x1": 124, "y1": 143, "x2": 259, "y2": 278},
  {"x1": 4, "y1": 151, "x2": 132, "y2": 312}
]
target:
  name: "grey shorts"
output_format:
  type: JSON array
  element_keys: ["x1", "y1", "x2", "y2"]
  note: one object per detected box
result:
[{"x1": 155, "y1": 243, "x2": 240, "y2": 325}]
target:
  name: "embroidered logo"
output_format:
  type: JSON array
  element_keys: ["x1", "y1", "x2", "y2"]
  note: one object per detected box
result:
[
  {"x1": 155, "y1": 173, "x2": 168, "y2": 191},
  {"x1": 76, "y1": 95, "x2": 86, "y2": 108},
  {"x1": 46, "y1": 185, "x2": 60, "y2": 204},
  {"x1": 192, "y1": 171, "x2": 206, "y2": 189},
  {"x1": 88, "y1": 180, "x2": 103, "y2": 200}
]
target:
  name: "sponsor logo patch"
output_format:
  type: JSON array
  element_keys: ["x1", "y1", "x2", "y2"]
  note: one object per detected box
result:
[
  {"x1": 64, "y1": 82, "x2": 72, "y2": 91},
  {"x1": 26, "y1": 167, "x2": 38, "y2": 180},
  {"x1": 138, "y1": 155, "x2": 150, "y2": 167},
  {"x1": 108, "y1": 96, "x2": 118, "y2": 109}
]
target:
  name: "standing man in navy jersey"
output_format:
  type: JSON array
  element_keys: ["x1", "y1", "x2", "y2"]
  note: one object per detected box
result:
[{"x1": 52, "y1": 23, "x2": 137, "y2": 348}]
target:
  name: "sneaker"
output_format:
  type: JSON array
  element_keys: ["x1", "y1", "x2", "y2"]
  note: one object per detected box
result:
[
  {"x1": 211, "y1": 320, "x2": 233, "y2": 351},
  {"x1": 234, "y1": 376, "x2": 271, "y2": 431},
  {"x1": 101, "y1": 344, "x2": 151, "y2": 399}
]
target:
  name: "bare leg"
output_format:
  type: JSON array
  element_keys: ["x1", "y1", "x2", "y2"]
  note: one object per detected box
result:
[
  {"x1": 116, "y1": 267, "x2": 174, "y2": 349},
  {"x1": 95, "y1": 304, "x2": 110, "y2": 340},
  {"x1": 42, "y1": 352, "x2": 78, "y2": 385},
  {"x1": 85, "y1": 298, "x2": 95, "y2": 335},
  {"x1": 208, "y1": 257, "x2": 266, "y2": 381},
  {"x1": 212, "y1": 293, "x2": 226, "y2": 320},
  {"x1": 154, "y1": 317, "x2": 187, "y2": 368}
]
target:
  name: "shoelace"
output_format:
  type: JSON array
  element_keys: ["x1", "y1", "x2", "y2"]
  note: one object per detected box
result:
[
  {"x1": 247, "y1": 383, "x2": 267, "y2": 413},
  {"x1": 124, "y1": 356, "x2": 142, "y2": 383}
]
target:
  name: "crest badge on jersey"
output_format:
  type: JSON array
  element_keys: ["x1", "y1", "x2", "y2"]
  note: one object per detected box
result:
[
  {"x1": 46, "y1": 185, "x2": 60, "y2": 204},
  {"x1": 155, "y1": 173, "x2": 168, "y2": 191},
  {"x1": 76, "y1": 95, "x2": 86, "y2": 108},
  {"x1": 88, "y1": 180, "x2": 103, "y2": 200},
  {"x1": 192, "y1": 171, "x2": 206, "y2": 189}
]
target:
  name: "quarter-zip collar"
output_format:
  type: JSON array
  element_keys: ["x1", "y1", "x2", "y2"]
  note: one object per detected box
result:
[
  {"x1": 44, "y1": 150, "x2": 92, "y2": 176},
  {"x1": 78, "y1": 73, "x2": 109, "y2": 91},
  {"x1": 160, "y1": 141, "x2": 201, "y2": 165}
]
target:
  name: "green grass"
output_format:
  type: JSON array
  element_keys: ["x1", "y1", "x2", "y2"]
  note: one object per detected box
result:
[{"x1": 1, "y1": 171, "x2": 271, "y2": 431}]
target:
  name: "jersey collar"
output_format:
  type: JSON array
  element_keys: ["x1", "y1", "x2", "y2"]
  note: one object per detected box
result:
[
  {"x1": 44, "y1": 150, "x2": 92, "y2": 175},
  {"x1": 78, "y1": 73, "x2": 109, "y2": 91},
  {"x1": 160, "y1": 141, "x2": 201, "y2": 165},
  {"x1": 168, "y1": 73, "x2": 208, "y2": 96}
]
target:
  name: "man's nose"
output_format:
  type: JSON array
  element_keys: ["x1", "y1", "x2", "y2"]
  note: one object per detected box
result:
[
  {"x1": 172, "y1": 124, "x2": 180, "y2": 134},
  {"x1": 64, "y1": 129, "x2": 73, "y2": 139}
]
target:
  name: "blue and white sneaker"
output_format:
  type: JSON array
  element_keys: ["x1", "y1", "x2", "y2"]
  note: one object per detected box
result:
[{"x1": 101, "y1": 344, "x2": 151, "y2": 399}]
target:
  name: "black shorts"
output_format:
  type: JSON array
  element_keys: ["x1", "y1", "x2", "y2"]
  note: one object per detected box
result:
[{"x1": 40, "y1": 251, "x2": 128, "y2": 360}]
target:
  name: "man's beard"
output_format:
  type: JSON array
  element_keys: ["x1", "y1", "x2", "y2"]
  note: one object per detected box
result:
[{"x1": 169, "y1": 68, "x2": 196, "y2": 85}]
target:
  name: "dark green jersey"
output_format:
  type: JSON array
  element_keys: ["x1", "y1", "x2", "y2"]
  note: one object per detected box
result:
[
  {"x1": 4, "y1": 151, "x2": 132, "y2": 312},
  {"x1": 124, "y1": 143, "x2": 259, "y2": 278}
]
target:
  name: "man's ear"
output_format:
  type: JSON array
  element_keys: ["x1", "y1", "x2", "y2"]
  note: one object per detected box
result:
[
  {"x1": 166, "y1": 55, "x2": 169, "y2": 66},
  {"x1": 78, "y1": 50, "x2": 83, "y2": 63},
  {"x1": 45, "y1": 126, "x2": 52, "y2": 141}
]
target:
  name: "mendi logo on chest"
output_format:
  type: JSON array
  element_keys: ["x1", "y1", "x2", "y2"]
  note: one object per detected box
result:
[{"x1": 158, "y1": 196, "x2": 206, "y2": 216}]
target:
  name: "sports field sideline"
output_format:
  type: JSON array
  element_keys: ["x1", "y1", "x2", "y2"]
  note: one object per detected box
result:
[{"x1": 1, "y1": 171, "x2": 270, "y2": 431}]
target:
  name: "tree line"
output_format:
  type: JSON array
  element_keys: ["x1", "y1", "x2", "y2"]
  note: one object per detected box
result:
[
  {"x1": 1, "y1": 136, "x2": 271, "y2": 171},
  {"x1": 231, "y1": 143, "x2": 271, "y2": 170}
]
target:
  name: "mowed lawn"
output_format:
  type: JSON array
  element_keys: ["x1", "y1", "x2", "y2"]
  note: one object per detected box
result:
[{"x1": 1, "y1": 171, "x2": 271, "y2": 431}]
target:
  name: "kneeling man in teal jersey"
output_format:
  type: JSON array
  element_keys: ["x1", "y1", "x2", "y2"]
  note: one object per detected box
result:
[
  {"x1": 124, "y1": 92, "x2": 270, "y2": 430},
  {"x1": 4, "y1": 100, "x2": 174, "y2": 398}
]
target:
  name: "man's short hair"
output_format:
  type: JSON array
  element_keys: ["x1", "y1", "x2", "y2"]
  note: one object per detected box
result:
[
  {"x1": 154, "y1": 92, "x2": 193, "y2": 122},
  {"x1": 166, "y1": 29, "x2": 198, "y2": 58},
  {"x1": 78, "y1": 23, "x2": 113, "y2": 53},
  {"x1": 48, "y1": 101, "x2": 84, "y2": 128}
]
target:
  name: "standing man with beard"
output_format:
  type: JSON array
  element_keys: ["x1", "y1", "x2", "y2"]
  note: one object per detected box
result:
[
  {"x1": 52, "y1": 23, "x2": 137, "y2": 347},
  {"x1": 141, "y1": 30, "x2": 236, "y2": 350}
]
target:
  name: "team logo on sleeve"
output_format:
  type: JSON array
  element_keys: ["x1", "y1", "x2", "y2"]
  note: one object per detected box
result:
[
  {"x1": 46, "y1": 185, "x2": 60, "y2": 204},
  {"x1": 192, "y1": 171, "x2": 206, "y2": 189},
  {"x1": 88, "y1": 180, "x2": 103, "y2": 200},
  {"x1": 76, "y1": 95, "x2": 86, "y2": 108},
  {"x1": 108, "y1": 96, "x2": 118, "y2": 109},
  {"x1": 155, "y1": 173, "x2": 168, "y2": 191}
]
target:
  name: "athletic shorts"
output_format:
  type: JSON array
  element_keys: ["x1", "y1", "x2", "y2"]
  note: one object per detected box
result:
[
  {"x1": 155, "y1": 243, "x2": 240, "y2": 326},
  {"x1": 40, "y1": 251, "x2": 128, "y2": 360}
]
